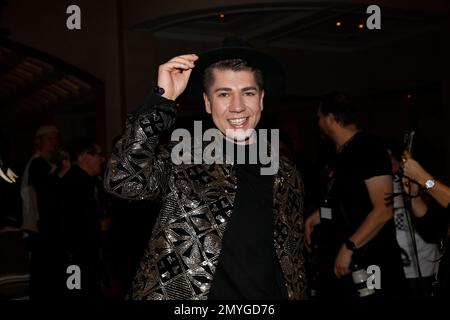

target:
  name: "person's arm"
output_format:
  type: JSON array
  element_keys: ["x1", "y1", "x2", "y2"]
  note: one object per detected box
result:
[
  {"x1": 403, "y1": 173, "x2": 448, "y2": 243},
  {"x1": 304, "y1": 209, "x2": 320, "y2": 252},
  {"x1": 56, "y1": 158, "x2": 71, "y2": 178},
  {"x1": 403, "y1": 153, "x2": 450, "y2": 208},
  {"x1": 334, "y1": 175, "x2": 393, "y2": 278},
  {"x1": 104, "y1": 54, "x2": 198, "y2": 201},
  {"x1": 426, "y1": 181, "x2": 450, "y2": 208},
  {"x1": 402, "y1": 177, "x2": 429, "y2": 218},
  {"x1": 103, "y1": 95, "x2": 176, "y2": 201}
]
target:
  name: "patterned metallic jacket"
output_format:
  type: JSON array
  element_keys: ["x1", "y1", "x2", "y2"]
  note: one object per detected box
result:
[{"x1": 104, "y1": 94, "x2": 307, "y2": 300}]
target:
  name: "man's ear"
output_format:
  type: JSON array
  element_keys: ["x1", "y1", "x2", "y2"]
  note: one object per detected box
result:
[
  {"x1": 329, "y1": 113, "x2": 346, "y2": 128},
  {"x1": 327, "y1": 113, "x2": 336, "y2": 126},
  {"x1": 203, "y1": 92, "x2": 211, "y2": 114}
]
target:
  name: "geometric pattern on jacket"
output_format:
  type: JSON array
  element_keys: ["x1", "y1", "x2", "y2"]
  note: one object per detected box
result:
[{"x1": 104, "y1": 95, "x2": 307, "y2": 300}]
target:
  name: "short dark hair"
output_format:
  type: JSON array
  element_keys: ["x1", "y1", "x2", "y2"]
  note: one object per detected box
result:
[
  {"x1": 68, "y1": 137, "x2": 98, "y2": 162},
  {"x1": 319, "y1": 92, "x2": 357, "y2": 126},
  {"x1": 202, "y1": 59, "x2": 264, "y2": 94}
]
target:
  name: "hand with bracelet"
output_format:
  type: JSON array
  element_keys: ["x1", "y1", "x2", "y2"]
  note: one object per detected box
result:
[{"x1": 402, "y1": 151, "x2": 450, "y2": 208}]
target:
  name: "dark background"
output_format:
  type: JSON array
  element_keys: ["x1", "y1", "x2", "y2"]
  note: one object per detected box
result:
[{"x1": 1, "y1": 0, "x2": 449, "y2": 183}]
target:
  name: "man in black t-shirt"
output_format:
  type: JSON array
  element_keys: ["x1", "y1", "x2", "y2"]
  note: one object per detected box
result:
[{"x1": 305, "y1": 93, "x2": 405, "y2": 299}]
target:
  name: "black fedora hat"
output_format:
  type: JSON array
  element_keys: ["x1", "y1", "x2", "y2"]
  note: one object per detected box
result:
[{"x1": 186, "y1": 37, "x2": 286, "y2": 102}]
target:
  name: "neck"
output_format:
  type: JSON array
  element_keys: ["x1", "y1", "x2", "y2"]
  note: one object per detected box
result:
[{"x1": 333, "y1": 125, "x2": 358, "y2": 150}]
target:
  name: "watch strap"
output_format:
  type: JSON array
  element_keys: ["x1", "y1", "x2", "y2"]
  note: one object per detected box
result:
[
  {"x1": 345, "y1": 239, "x2": 357, "y2": 252},
  {"x1": 154, "y1": 86, "x2": 165, "y2": 96}
]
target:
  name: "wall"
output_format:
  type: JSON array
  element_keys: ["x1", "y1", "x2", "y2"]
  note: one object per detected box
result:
[{"x1": 3, "y1": 0, "x2": 450, "y2": 176}]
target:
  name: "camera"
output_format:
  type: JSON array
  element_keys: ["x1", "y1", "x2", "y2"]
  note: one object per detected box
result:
[{"x1": 350, "y1": 261, "x2": 376, "y2": 298}]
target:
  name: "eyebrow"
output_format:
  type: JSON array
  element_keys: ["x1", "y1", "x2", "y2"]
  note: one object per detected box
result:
[{"x1": 214, "y1": 86, "x2": 258, "y2": 93}]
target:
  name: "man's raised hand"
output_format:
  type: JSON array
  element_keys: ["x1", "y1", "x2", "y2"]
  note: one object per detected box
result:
[{"x1": 157, "y1": 54, "x2": 198, "y2": 101}]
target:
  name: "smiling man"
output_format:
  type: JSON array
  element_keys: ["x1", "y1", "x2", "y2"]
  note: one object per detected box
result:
[
  {"x1": 104, "y1": 40, "x2": 307, "y2": 300},
  {"x1": 202, "y1": 61, "x2": 263, "y2": 143}
]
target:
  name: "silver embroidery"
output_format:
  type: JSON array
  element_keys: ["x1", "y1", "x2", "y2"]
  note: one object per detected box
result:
[{"x1": 105, "y1": 103, "x2": 307, "y2": 300}]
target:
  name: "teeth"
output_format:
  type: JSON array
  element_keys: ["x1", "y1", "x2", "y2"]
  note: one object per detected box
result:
[{"x1": 229, "y1": 118, "x2": 246, "y2": 125}]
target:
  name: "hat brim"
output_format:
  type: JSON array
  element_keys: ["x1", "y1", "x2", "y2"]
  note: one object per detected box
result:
[{"x1": 185, "y1": 47, "x2": 286, "y2": 103}]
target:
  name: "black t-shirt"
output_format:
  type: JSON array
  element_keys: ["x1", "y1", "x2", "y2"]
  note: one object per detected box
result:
[
  {"x1": 29, "y1": 157, "x2": 63, "y2": 239},
  {"x1": 413, "y1": 202, "x2": 449, "y2": 244},
  {"x1": 208, "y1": 143, "x2": 287, "y2": 300},
  {"x1": 319, "y1": 132, "x2": 402, "y2": 274}
]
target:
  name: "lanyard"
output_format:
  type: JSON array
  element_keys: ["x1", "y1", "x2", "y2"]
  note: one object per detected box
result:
[{"x1": 323, "y1": 164, "x2": 336, "y2": 206}]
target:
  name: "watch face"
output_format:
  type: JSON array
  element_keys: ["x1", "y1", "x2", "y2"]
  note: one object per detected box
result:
[{"x1": 425, "y1": 179, "x2": 435, "y2": 189}]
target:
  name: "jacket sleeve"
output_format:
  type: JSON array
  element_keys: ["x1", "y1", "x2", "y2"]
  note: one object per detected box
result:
[{"x1": 104, "y1": 93, "x2": 177, "y2": 201}]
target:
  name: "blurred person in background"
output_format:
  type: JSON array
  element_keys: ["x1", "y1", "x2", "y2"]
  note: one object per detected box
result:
[
  {"x1": 20, "y1": 125, "x2": 70, "y2": 298},
  {"x1": 402, "y1": 151, "x2": 450, "y2": 297},
  {"x1": 387, "y1": 143, "x2": 440, "y2": 298},
  {"x1": 60, "y1": 137, "x2": 106, "y2": 299}
]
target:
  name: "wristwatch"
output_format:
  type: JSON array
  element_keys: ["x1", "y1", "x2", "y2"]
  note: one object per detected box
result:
[
  {"x1": 154, "y1": 86, "x2": 165, "y2": 96},
  {"x1": 345, "y1": 239, "x2": 357, "y2": 252},
  {"x1": 424, "y1": 178, "x2": 436, "y2": 190}
]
